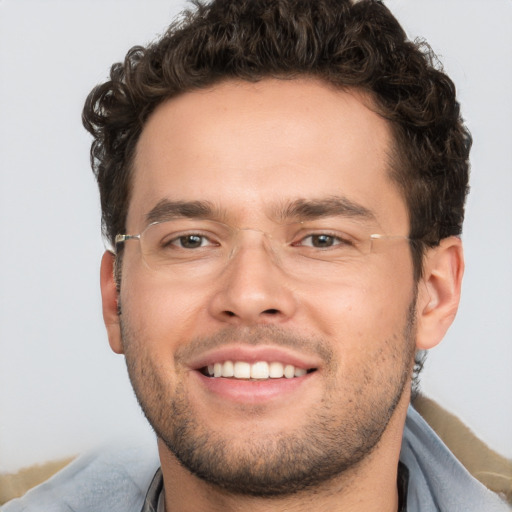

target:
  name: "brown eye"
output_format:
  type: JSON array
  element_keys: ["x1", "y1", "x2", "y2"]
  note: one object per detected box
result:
[
  {"x1": 176, "y1": 235, "x2": 206, "y2": 248},
  {"x1": 298, "y1": 234, "x2": 349, "y2": 249},
  {"x1": 309, "y1": 234, "x2": 336, "y2": 248}
]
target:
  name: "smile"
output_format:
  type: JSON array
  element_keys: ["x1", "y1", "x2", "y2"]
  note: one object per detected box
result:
[{"x1": 201, "y1": 361, "x2": 315, "y2": 379}]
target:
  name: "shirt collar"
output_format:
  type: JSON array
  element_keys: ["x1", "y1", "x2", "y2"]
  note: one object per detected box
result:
[
  {"x1": 397, "y1": 461, "x2": 410, "y2": 512},
  {"x1": 140, "y1": 467, "x2": 163, "y2": 512}
]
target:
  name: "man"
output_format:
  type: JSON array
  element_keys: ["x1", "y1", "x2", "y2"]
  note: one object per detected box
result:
[{"x1": 3, "y1": 0, "x2": 510, "y2": 511}]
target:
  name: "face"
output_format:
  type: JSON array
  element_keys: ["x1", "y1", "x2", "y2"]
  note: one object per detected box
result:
[{"x1": 114, "y1": 79, "x2": 417, "y2": 495}]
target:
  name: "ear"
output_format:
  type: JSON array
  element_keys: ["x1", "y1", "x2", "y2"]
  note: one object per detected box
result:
[
  {"x1": 100, "y1": 251, "x2": 124, "y2": 354},
  {"x1": 415, "y1": 237, "x2": 464, "y2": 350}
]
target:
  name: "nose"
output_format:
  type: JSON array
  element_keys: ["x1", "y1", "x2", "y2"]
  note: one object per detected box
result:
[{"x1": 208, "y1": 230, "x2": 297, "y2": 325}]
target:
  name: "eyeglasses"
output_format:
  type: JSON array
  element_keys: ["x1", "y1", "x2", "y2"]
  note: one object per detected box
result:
[{"x1": 115, "y1": 218, "x2": 410, "y2": 280}]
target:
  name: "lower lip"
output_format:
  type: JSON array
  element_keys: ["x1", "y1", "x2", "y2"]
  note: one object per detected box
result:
[{"x1": 193, "y1": 371, "x2": 315, "y2": 404}]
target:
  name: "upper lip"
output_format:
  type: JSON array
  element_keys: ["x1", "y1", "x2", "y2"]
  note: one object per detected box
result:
[{"x1": 187, "y1": 345, "x2": 322, "y2": 371}]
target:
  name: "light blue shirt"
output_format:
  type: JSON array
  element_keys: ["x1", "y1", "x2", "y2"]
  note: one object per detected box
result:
[
  {"x1": 2, "y1": 406, "x2": 510, "y2": 511},
  {"x1": 401, "y1": 407, "x2": 510, "y2": 510}
]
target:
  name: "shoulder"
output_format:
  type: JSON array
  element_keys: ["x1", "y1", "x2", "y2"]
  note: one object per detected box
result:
[{"x1": 0, "y1": 443, "x2": 159, "y2": 512}]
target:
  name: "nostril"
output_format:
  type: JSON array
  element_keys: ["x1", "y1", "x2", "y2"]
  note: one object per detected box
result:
[
  {"x1": 263, "y1": 309, "x2": 279, "y2": 315},
  {"x1": 224, "y1": 311, "x2": 236, "y2": 317}
]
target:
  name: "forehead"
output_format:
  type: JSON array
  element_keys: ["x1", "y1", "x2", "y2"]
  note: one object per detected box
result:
[{"x1": 129, "y1": 78, "x2": 407, "y2": 232}]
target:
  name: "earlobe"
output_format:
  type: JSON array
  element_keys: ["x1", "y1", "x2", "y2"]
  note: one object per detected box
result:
[
  {"x1": 415, "y1": 237, "x2": 464, "y2": 350},
  {"x1": 100, "y1": 251, "x2": 124, "y2": 354}
]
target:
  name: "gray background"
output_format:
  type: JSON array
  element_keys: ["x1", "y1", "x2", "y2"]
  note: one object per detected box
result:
[{"x1": 1, "y1": 0, "x2": 511, "y2": 472}]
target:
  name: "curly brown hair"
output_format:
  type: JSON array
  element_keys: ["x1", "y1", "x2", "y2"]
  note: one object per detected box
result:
[{"x1": 82, "y1": 0, "x2": 471, "y2": 281}]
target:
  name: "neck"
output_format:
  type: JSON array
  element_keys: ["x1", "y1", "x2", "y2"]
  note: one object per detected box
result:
[{"x1": 158, "y1": 397, "x2": 409, "y2": 512}]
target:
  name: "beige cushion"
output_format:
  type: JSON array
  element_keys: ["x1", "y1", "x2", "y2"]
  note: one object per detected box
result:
[{"x1": 0, "y1": 457, "x2": 74, "y2": 505}]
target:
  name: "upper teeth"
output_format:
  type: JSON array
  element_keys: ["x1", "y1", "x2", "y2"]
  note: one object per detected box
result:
[{"x1": 206, "y1": 361, "x2": 308, "y2": 379}]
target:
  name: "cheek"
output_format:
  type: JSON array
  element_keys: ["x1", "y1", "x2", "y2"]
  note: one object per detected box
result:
[
  {"x1": 120, "y1": 267, "x2": 217, "y2": 349},
  {"x1": 299, "y1": 254, "x2": 415, "y2": 347}
]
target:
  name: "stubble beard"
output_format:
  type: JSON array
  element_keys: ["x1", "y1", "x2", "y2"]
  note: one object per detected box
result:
[{"x1": 120, "y1": 302, "x2": 417, "y2": 497}]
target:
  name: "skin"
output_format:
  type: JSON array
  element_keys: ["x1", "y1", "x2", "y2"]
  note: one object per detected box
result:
[{"x1": 100, "y1": 78, "x2": 464, "y2": 511}]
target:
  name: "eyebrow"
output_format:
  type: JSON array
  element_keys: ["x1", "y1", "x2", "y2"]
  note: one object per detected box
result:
[
  {"x1": 145, "y1": 199, "x2": 221, "y2": 224},
  {"x1": 145, "y1": 195, "x2": 377, "y2": 226},
  {"x1": 273, "y1": 196, "x2": 377, "y2": 223}
]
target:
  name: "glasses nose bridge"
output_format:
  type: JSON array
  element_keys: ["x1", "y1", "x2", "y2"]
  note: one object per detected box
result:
[{"x1": 228, "y1": 226, "x2": 282, "y2": 264}]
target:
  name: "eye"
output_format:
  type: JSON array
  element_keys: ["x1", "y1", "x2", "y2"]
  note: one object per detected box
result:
[
  {"x1": 297, "y1": 233, "x2": 351, "y2": 249},
  {"x1": 167, "y1": 234, "x2": 216, "y2": 249}
]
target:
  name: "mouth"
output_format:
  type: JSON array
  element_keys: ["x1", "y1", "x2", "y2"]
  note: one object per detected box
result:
[
  {"x1": 199, "y1": 360, "x2": 317, "y2": 380},
  {"x1": 188, "y1": 345, "x2": 322, "y2": 402},
  {"x1": 194, "y1": 360, "x2": 318, "y2": 404}
]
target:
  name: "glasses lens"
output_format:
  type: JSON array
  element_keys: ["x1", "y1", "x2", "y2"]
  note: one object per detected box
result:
[
  {"x1": 140, "y1": 219, "x2": 231, "y2": 269},
  {"x1": 138, "y1": 219, "x2": 381, "y2": 277}
]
